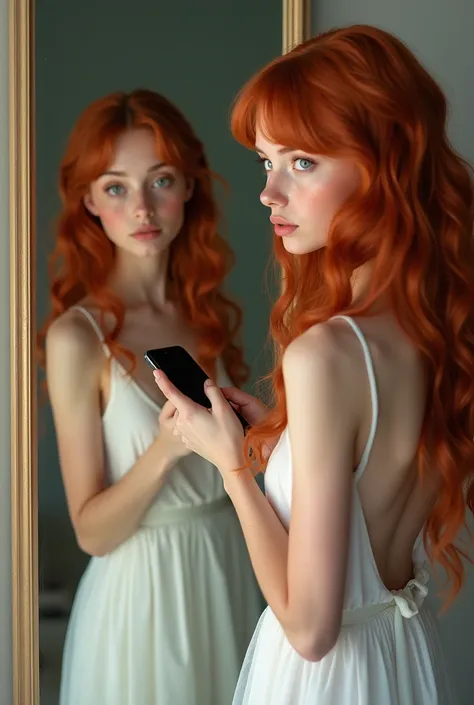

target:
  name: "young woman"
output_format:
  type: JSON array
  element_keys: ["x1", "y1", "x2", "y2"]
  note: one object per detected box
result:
[
  {"x1": 38, "y1": 88, "x2": 262, "y2": 705},
  {"x1": 155, "y1": 25, "x2": 474, "y2": 704}
]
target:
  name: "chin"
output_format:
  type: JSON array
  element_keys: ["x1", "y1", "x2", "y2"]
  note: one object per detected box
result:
[
  {"x1": 142, "y1": 247, "x2": 172, "y2": 260},
  {"x1": 281, "y1": 236, "x2": 326, "y2": 255},
  {"x1": 133, "y1": 236, "x2": 174, "y2": 258}
]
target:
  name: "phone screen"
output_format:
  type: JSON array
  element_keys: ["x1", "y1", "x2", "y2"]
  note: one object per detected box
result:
[
  {"x1": 144, "y1": 345, "x2": 249, "y2": 431},
  {"x1": 145, "y1": 346, "x2": 211, "y2": 408}
]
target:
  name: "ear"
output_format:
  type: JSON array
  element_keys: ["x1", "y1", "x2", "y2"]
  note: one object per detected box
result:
[
  {"x1": 184, "y1": 177, "x2": 195, "y2": 203},
  {"x1": 83, "y1": 191, "x2": 99, "y2": 217}
]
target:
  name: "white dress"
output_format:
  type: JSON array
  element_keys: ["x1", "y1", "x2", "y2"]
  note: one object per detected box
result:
[
  {"x1": 233, "y1": 315, "x2": 455, "y2": 705},
  {"x1": 59, "y1": 306, "x2": 262, "y2": 705}
]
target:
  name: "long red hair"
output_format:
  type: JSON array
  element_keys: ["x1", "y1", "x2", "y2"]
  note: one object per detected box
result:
[
  {"x1": 38, "y1": 89, "x2": 248, "y2": 386},
  {"x1": 232, "y1": 25, "x2": 474, "y2": 604}
]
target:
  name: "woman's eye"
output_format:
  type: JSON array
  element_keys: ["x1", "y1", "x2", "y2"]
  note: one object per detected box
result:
[
  {"x1": 256, "y1": 156, "x2": 272, "y2": 171},
  {"x1": 153, "y1": 176, "x2": 172, "y2": 189},
  {"x1": 294, "y1": 157, "x2": 315, "y2": 171},
  {"x1": 105, "y1": 184, "x2": 125, "y2": 196}
]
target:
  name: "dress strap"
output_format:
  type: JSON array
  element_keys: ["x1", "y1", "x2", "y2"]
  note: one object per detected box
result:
[
  {"x1": 70, "y1": 305, "x2": 110, "y2": 356},
  {"x1": 331, "y1": 315, "x2": 379, "y2": 482}
]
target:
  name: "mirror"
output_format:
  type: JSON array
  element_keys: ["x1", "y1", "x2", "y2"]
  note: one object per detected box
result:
[{"x1": 10, "y1": 1, "x2": 310, "y2": 704}]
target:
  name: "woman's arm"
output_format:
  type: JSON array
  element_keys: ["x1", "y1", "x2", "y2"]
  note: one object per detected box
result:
[
  {"x1": 219, "y1": 326, "x2": 358, "y2": 661},
  {"x1": 154, "y1": 323, "x2": 358, "y2": 660},
  {"x1": 46, "y1": 313, "x2": 187, "y2": 557}
]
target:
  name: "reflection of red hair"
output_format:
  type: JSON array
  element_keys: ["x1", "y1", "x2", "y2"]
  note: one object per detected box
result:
[
  {"x1": 232, "y1": 26, "x2": 474, "y2": 604},
  {"x1": 38, "y1": 89, "x2": 248, "y2": 386}
]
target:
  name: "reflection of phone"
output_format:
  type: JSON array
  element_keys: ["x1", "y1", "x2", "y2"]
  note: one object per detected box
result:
[{"x1": 144, "y1": 345, "x2": 249, "y2": 432}]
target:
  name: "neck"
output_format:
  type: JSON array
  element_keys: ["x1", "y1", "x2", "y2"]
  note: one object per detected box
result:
[
  {"x1": 351, "y1": 262, "x2": 389, "y2": 313},
  {"x1": 351, "y1": 263, "x2": 372, "y2": 304},
  {"x1": 108, "y1": 248, "x2": 171, "y2": 310}
]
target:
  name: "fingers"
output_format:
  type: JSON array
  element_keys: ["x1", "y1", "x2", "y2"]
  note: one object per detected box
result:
[
  {"x1": 220, "y1": 386, "x2": 252, "y2": 405},
  {"x1": 154, "y1": 370, "x2": 193, "y2": 412},
  {"x1": 203, "y1": 379, "x2": 227, "y2": 410},
  {"x1": 160, "y1": 400, "x2": 177, "y2": 421}
]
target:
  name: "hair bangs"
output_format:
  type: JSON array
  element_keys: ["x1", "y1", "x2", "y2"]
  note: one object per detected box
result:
[{"x1": 232, "y1": 55, "x2": 349, "y2": 157}]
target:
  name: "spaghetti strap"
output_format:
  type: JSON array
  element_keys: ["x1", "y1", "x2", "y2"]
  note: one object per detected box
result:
[
  {"x1": 332, "y1": 315, "x2": 379, "y2": 481},
  {"x1": 70, "y1": 305, "x2": 110, "y2": 356}
]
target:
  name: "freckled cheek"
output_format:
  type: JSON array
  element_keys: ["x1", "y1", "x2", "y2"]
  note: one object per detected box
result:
[
  {"x1": 156, "y1": 194, "x2": 186, "y2": 221},
  {"x1": 95, "y1": 203, "x2": 127, "y2": 230}
]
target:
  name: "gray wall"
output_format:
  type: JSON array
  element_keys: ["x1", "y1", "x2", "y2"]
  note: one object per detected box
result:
[
  {"x1": 312, "y1": 2, "x2": 474, "y2": 702},
  {"x1": 0, "y1": 0, "x2": 12, "y2": 700},
  {"x1": 36, "y1": 1, "x2": 282, "y2": 587},
  {"x1": 312, "y1": 0, "x2": 474, "y2": 164}
]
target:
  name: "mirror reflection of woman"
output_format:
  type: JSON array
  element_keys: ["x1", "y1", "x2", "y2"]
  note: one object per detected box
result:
[
  {"x1": 38, "y1": 89, "x2": 262, "y2": 705},
  {"x1": 155, "y1": 26, "x2": 474, "y2": 705}
]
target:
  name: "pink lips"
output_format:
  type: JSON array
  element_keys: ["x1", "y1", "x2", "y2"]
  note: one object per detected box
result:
[
  {"x1": 132, "y1": 226, "x2": 161, "y2": 241},
  {"x1": 270, "y1": 216, "x2": 298, "y2": 237}
]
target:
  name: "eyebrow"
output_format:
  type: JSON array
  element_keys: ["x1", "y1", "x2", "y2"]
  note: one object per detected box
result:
[
  {"x1": 255, "y1": 146, "x2": 295, "y2": 156},
  {"x1": 100, "y1": 162, "x2": 167, "y2": 177}
]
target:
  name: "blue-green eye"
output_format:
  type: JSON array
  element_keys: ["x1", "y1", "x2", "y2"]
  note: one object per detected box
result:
[
  {"x1": 294, "y1": 157, "x2": 315, "y2": 171},
  {"x1": 105, "y1": 183, "x2": 125, "y2": 196},
  {"x1": 153, "y1": 176, "x2": 173, "y2": 189},
  {"x1": 256, "y1": 156, "x2": 272, "y2": 171}
]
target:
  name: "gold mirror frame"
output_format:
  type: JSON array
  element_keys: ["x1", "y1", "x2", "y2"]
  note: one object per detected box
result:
[{"x1": 9, "y1": 1, "x2": 311, "y2": 702}]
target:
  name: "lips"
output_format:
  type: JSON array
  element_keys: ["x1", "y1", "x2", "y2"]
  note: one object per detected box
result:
[
  {"x1": 132, "y1": 227, "x2": 161, "y2": 241},
  {"x1": 270, "y1": 216, "x2": 298, "y2": 237},
  {"x1": 270, "y1": 216, "x2": 295, "y2": 226},
  {"x1": 273, "y1": 224, "x2": 298, "y2": 237}
]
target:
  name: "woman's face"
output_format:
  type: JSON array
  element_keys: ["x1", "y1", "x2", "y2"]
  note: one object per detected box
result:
[
  {"x1": 84, "y1": 127, "x2": 194, "y2": 258},
  {"x1": 255, "y1": 127, "x2": 360, "y2": 255}
]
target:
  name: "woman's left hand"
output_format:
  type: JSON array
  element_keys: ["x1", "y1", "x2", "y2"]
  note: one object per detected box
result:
[{"x1": 153, "y1": 370, "x2": 245, "y2": 473}]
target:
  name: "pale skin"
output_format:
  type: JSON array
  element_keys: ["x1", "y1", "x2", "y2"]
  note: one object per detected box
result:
[
  {"x1": 46, "y1": 127, "x2": 206, "y2": 557},
  {"x1": 154, "y1": 128, "x2": 440, "y2": 662}
]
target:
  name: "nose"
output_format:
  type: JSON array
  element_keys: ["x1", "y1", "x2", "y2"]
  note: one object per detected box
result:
[
  {"x1": 260, "y1": 177, "x2": 288, "y2": 209},
  {"x1": 133, "y1": 188, "x2": 153, "y2": 221}
]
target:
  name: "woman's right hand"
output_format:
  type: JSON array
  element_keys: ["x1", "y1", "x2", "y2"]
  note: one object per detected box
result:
[
  {"x1": 157, "y1": 402, "x2": 193, "y2": 461},
  {"x1": 220, "y1": 387, "x2": 269, "y2": 426},
  {"x1": 221, "y1": 387, "x2": 280, "y2": 461}
]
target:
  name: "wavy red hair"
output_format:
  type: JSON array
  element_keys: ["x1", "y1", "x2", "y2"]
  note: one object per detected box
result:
[
  {"x1": 232, "y1": 25, "x2": 474, "y2": 605},
  {"x1": 38, "y1": 89, "x2": 248, "y2": 386}
]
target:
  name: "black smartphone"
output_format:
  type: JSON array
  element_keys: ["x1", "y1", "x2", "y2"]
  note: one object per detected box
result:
[{"x1": 144, "y1": 345, "x2": 249, "y2": 432}]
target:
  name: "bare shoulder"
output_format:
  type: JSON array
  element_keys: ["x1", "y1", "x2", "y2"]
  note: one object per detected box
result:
[
  {"x1": 45, "y1": 308, "x2": 103, "y2": 383},
  {"x1": 283, "y1": 320, "x2": 356, "y2": 380},
  {"x1": 46, "y1": 308, "x2": 100, "y2": 356}
]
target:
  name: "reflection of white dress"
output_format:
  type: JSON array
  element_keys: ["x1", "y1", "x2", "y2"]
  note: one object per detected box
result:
[
  {"x1": 233, "y1": 316, "x2": 455, "y2": 705},
  {"x1": 59, "y1": 306, "x2": 262, "y2": 705}
]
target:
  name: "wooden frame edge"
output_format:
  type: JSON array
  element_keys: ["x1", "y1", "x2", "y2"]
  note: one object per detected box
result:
[
  {"x1": 282, "y1": 0, "x2": 311, "y2": 54},
  {"x1": 10, "y1": 0, "x2": 38, "y2": 702}
]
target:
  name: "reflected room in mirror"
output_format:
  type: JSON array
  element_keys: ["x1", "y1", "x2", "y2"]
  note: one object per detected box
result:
[{"x1": 32, "y1": 1, "x2": 307, "y2": 704}]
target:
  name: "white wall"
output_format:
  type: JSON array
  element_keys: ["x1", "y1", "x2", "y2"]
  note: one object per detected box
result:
[
  {"x1": 312, "y1": 2, "x2": 474, "y2": 702},
  {"x1": 0, "y1": 0, "x2": 12, "y2": 701}
]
